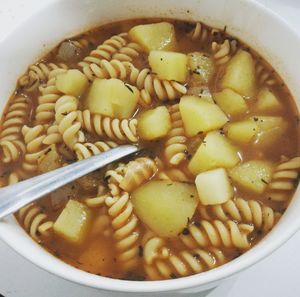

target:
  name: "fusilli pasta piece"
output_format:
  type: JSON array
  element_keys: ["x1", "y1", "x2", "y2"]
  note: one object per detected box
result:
[
  {"x1": 180, "y1": 220, "x2": 254, "y2": 250},
  {"x1": 188, "y1": 22, "x2": 217, "y2": 43},
  {"x1": 211, "y1": 39, "x2": 238, "y2": 65},
  {"x1": 77, "y1": 110, "x2": 138, "y2": 143},
  {"x1": 198, "y1": 198, "x2": 279, "y2": 232},
  {"x1": 256, "y1": 63, "x2": 276, "y2": 86},
  {"x1": 112, "y1": 42, "x2": 143, "y2": 61},
  {"x1": 84, "y1": 185, "x2": 109, "y2": 208}
]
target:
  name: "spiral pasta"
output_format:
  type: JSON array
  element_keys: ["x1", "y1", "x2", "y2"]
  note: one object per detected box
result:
[
  {"x1": 77, "y1": 110, "x2": 138, "y2": 143},
  {"x1": 256, "y1": 63, "x2": 276, "y2": 86},
  {"x1": 267, "y1": 156, "x2": 300, "y2": 201},
  {"x1": 180, "y1": 220, "x2": 254, "y2": 250},
  {"x1": 105, "y1": 192, "x2": 141, "y2": 269},
  {"x1": 198, "y1": 198, "x2": 279, "y2": 232},
  {"x1": 188, "y1": 22, "x2": 220, "y2": 44},
  {"x1": 18, "y1": 62, "x2": 68, "y2": 92},
  {"x1": 164, "y1": 104, "x2": 187, "y2": 166},
  {"x1": 112, "y1": 42, "x2": 143, "y2": 62},
  {"x1": 211, "y1": 39, "x2": 238, "y2": 65}
]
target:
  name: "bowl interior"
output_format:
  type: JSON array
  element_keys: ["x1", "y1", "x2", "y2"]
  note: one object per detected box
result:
[{"x1": 1, "y1": 0, "x2": 300, "y2": 293}]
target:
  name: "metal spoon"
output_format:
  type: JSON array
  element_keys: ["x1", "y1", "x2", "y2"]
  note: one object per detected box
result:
[{"x1": 0, "y1": 144, "x2": 139, "y2": 219}]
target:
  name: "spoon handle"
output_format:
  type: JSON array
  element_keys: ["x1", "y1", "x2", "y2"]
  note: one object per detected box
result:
[{"x1": 0, "y1": 145, "x2": 138, "y2": 219}]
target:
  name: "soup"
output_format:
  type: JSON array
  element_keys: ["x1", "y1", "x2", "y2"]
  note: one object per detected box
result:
[{"x1": 0, "y1": 18, "x2": 299, "y2": 281}]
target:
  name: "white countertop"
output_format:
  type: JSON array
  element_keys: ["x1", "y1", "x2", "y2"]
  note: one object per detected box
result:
[{"x1": 1, "y1": 1, "x2": 300, "y2": 296}]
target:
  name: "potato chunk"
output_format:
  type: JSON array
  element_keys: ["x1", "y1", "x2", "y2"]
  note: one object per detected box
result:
[
  {"x1": 256, "y1": 88, "x2": 282, "y2": 113},
  {"x1": 213, "y1": 88, "x2": 248, "y2": 116},
  {"x1": 226, "y1": 120, "x2": 259, "y2": 144},
  {"x1": 188, "y1": 52, "x2": 215, "y2": 84},
  {"x1": 195, "y1": 168, "x2": 233, "y2": 205},
  {"x1": 137, "y1": 106, "x2": 171, "y2": 140},
  {"x1": 56, "y1": 69, "x2": 88, "y2": 97},
  {"x1": 131, "y1": 180, "x2": 198, "y2": 237},
  {"x1": 179, "y1": 95, "x2": 228, "y2": 137},
  {"x1": 149, "y1": 50, "x2": 187, "y2": 82},
  {"x1": 53, "y1": 200, "x2": 91, "y2": 244},
  {"x1": 230, "y1": 160, "x2": 274, "y2": 194},
  {"x1": 128, "y1": 22, "x2": 177, "y2": 52},
  {"x1": 38, "y1": 145, "x2": 62, "y2": 173},
  {"x1": 85, "y1": 78, "x2": 139, "y2": 119},
  {"x1": 221, "y1": 50, "x2": 256, "y2": 98},
  {"x1": 188, "y1": 131, "x2": 240, "y2": 175}
]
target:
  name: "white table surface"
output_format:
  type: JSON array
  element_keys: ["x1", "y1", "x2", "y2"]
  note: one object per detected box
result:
[{"x1": 1, "y1": 0, "x2": 300, "y2": 296}]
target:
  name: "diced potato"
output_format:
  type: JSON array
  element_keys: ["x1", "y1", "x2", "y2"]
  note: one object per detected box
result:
[
  {"x1": 188, "y1": 131, "x2": 240, "y2": 175},
  {"x1": 213, "y1": 88, "x2": 248, "y2": 116},
  {"x1": 187, "y1": 86, "x2": 214, "y2": 103},
  {"x1": 149, "y1": 50, "x2": 187, "y2": 82},
  {"x1": 179, "y1": 95, "x2": 228, "y2": 137},
  {"x1": 128, "y1": 22, "x2": 177, "y2": 52},
  {"x1": 85, "y1": 78, "x2": 139, "y2": 119},
  {"x1": 188, "y1": 52, "x2": 215, "y2": 84},
  {"x1": 137, "y1": 106, "x2": 172, "y2": 140},
  {"x1": 195, "y1": 168, "x2": 233, "y2": 205},
  {"x1": 256, "y1": 88, "x2": 282, "y2": 113},
  {"x1": 38, "y1": 145, "x2": 62, "y2": 173},
  {"x1": 225, "y1": 120, "x2": 259, "y2": 144},
  {"x1": 56, "y1": 69, "x2": 88, "y2": 97},
  {"x1": 221, "y1": 50, "x2": 256, "y2": 98},
  {"x1": 53, "y1": 200, "x2": 91, "y2": 244},
  {"x1": 229, "y1": 160, "x2": 274, "y2": 194},
  {"x1": 131, "y1": 180, "x2": 198, "y2": 237}
]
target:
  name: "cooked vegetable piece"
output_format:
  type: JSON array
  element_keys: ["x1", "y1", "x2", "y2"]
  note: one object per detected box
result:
[
  {"x1": 85, "y1": 78, "x2": 139, "y2": 119},
  {"x1": 76, "y1": 172, "x2": 100, "y2": 192},
  {"x1": 149, "y1": 50, "x2": 187, "y2": 82},
  {"x1": 137, "y1": 106, "x2": 172, "y2": 140},
  {"x1": 38, "y1": 145, "x2": 62, "y2": 173},
  {"x1": 179, "y1": 95, "x2": 228, "y2": 137},
  {"x1": 230, "y1": 160, "x2": 274, "y2": 194},
  {"x1": 221, "y1": 50, "x2": 256, "y2": 98},
  {"x1": 131, "y1": 180, "x2": 198, "y2": 237},
  {"x1": 53, "y1": 200, "x2": 91, "y2": 244},
  {"x1": 256, "y1": 88, "x2": 282, "y2": 113},
  {"x1": 195, "y1": 168, "x2": 233, "y2": 205},
  {"x1": 213, "y1": 88, "x2": 248, "y2": 116},
  {"x1": 188, "y1": 131, "x2": 240, "y2": 174},
  {"x1": 225, "y1": 120, "x2": 259, "y2": 144},
  {"x1": 51, "y1": 183, "x2": 79, "y2": 210},
  {"x1": 56, "y1": 69, "x2": 88, "y2": 97},
  {"x1": 128, "y1": 22, "x2": 177, "y2": 52},
  {"x1": 188, "y1": 52, "x2": 215, "y2": 84},
  {"x1": 187, "y1": 86, "x2": 214, "y2": 103}
]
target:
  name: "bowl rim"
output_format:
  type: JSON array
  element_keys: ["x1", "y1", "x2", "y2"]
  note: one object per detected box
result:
[{"x1": 1, "y1": 0, "x2": 300, "y2": 293}]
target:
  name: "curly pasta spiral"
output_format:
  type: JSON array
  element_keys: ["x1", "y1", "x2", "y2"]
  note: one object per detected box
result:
[
  {"x1": 211, "y1": 39, "x2": 238, "y2": 65},
  {"x1": 180, "y1": 220, "x2": 254, "y2": 250},
  {"x1": 0, "y1": 96, "x2": 31, "y2": 163},
  {"x1": 256, "y1": 63, "x2": 276, "y2": 86},
  {"x1": 105, "y1": 192, "x2": 141, "y2": 269},
  {"x1": 267, "y1": 157, "x2": 300, "y2": 201},
  {"x1": 198, "y1": 198, "x2": 279, "y2": 232},
  {"x1": 18, "y1": 203, "x2": 53, "y2": 241},
  {"x1": 74, "y1": 141, "x2": 117, "y2": 160},
  {"x1": 77, "y1": 110, "x2": 138, "y2": 143},
  {"x1": 112, "y1": 42, "x2": 143, "y2": 62},
  {"x1": 18, "y1": 62, "x2": 67, "y2": 92},
  {"x1": 164, "y1": 104, "x2": 187, "y2": 165},
  {"x1": 188, "y1": 22, "x2": 218, "y2": 43}
]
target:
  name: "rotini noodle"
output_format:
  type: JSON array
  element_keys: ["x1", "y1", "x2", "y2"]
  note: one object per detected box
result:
[
  {"x1": 211, "y1": 39, "x2": 238, "y2": 65},
  {"x1": 256, "y1": 63, "x2": 276, "y2": 86}
]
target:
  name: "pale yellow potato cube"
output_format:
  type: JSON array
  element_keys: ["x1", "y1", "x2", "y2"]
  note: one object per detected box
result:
[
  {"x1": 195, "y1": 168, "x2": 233, "y2": 205},
  {"x1": 221, "y1": 50, "x2": 256, "y2": 98},
  {"x1": 230, "y1": 160, "x2": 274, "y2": 194},
  {"x1": 85, "y1": 78, "x2": 139, "y2": 119},
  {"x1": 179, "y1": 95, "x2": 228, "y2": 137},
  {"x1": 53, "y1": 200, "x2": 91, "y2": 244},
  {"x1": 56, "y1": 69, "x2": 88, "y2": 97},
  {"x1": 188, "y1": 131, "x2": 240, "y2": 175},
  {"x1": 213, "y1": 88, "x2": 248, "y2": 116},
  {"x1": 226, "y1": 120, "x2": 259, "y2": 144},
  {"x1": 256, "y1": 88, "x2": 282, "y2": 113},
  {"x1": 149, "y1": 50, "x2": 188, "y2": 82},
  {"x1": 128, "y1": 22, "x2": 177, "y2": 53},
  {"x1": 131, "y1": 180, "x2": 198, "y2": 237}
]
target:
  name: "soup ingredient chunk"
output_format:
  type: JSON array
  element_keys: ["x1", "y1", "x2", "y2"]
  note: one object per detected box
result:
[
  {"x1": 149, "y1": 50, "x2": 187, "y2": 82},
  {"x1": 53, "y1": 200, "x2": 91, "y2": 244},
  {"x1": 225, "y1": 120, "x2": 259, "y2": 144},
  {"x1": 188, "y1": 131, "x2": 240, "y2": 174},
  {"x1": 56, "y1": 69, "x2": 88, "y2": 97},
  {"x1": 213, "y1": 88, "x2": 248, "y2": 116},
  {"x1": 221, "y1": 50, "x2": 256, "y2": 98},
  {"x1": 195, "y1": 168, "x2": 233, "y2": 205},
  {"x1": 131, "y1": 180, "x2": 198, "y2": 237},
  {"x1": 137, "y1": 106, "x2": 172, "y2": 140},
  {"x1": 179, "y1": 95, "x2": 228, "y2": 137},
  {"x1": 256, "y1": 88, "x2": 282, "y2": 113},
  {"x1": 230, "y1": 160, "x2": 274, "y2": 194},
  {"x1": 85, "y1": 78, "x2": 139, "y2": 119},
  {"x1": 128, "y1": 22, "x2": 177, "y2": 52}
]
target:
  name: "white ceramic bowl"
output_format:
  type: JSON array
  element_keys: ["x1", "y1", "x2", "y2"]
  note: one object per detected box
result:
[{"x1": 0, "y1": 0, "x2": 300, "y2": 294}]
